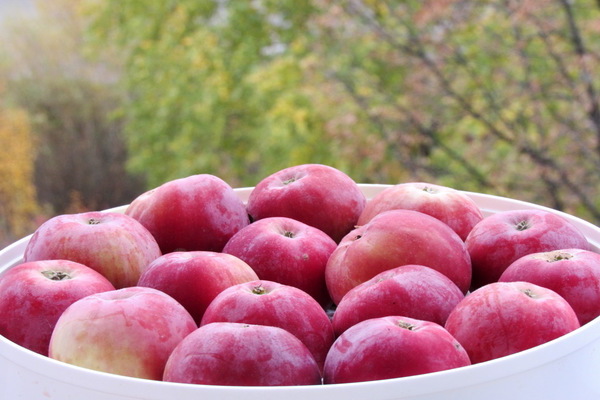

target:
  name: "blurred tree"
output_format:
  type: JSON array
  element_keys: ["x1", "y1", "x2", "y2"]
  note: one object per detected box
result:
[
  {"x1": 1, "y1": 0, "x2": 145, "y2": 218},
  {"x1": 86, "y1": 0, "x2": 600, "y2": 222},
  {"x1": 0, "y1": 107, "x2": 40, "y2": 246}
]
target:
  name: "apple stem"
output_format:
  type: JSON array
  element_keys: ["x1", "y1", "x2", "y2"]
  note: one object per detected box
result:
[
  {"x1": 41, "y1": 270, "x2": 71, "y2": 281},
  {"x1": 251, "y1": 285, "x2": 267, "y2": 295},
  {"x1": 397, "y1": 320, "x2": 417, "y2": 331},
  {"x1": 515, "y1": 220, "x2": 531, "y2": 231}
]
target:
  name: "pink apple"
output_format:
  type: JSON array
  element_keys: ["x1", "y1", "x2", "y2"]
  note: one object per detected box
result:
[
  {"x1": 49, "y1": 286, "x2": 197, "y2": 381},
  {"x1": 222, "y1": 217, "x2": 337, "y2": 306},
  {"x1": 465, "y1": 209, "x2": 591, "y2": 289},
  {"x1": 323, "y1": 315, "x2": 471, "y2": 384},
  {"x1": 163, "y1": 322, "x2": 322, "y2": 386},
  {"x1": 445, "y1": 281, "x2": 580, "y2": 364},
  {"x1": 23, "y1": 211, "x2": 162, "y2": 288},
  {"x1": 357, "y1": 182, "x2": 483, "y2": 241},
  {"x1": 499, "y1": 248, "x2": 600, "y2": 325},
  {"x1": 125, "y1": 174, "x2": 250, "y2": 253},
  {"x1": 325, "y1": 209, "x2": 472, "y2": 304},
  {"x1": 200, "y1": 280, "x2": 335, "y2": 371},
  {"x1": 137, "y1": 251, "x2": 259, "y2": 324},
  {"x1": 332, "y1": 264, "x2": 464, "y2": 336},
  {"x1": 0, "y1": 260, "x2": 115, "y2": 356},
  {"x1": 246, "y1": 164, "x2": 366, "y2": 242}
]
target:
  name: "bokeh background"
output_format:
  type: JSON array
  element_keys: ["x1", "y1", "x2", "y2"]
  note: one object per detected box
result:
[{"x1": 1, "y1": 0, "x2": 599, "y2": 247}]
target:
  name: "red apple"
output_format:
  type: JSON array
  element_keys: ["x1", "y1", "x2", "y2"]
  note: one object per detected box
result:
[
  {"x1": 137, "y1": 251, "x2": 259, "y2": 324},
  {"x1": 499, "y1": 248, "x2": 600, "y2": 325},
  {"x1": 23, "y1": 211, "x2": 162, "y2": 288},
  {"x1": 357, "y1": 182, "x2": 483, "y2": 241},
  {"x1": 48, "y1": 286, "x2": 197, "y2": 381},
  {"x1": 163, "y1": 322, "x2": 322, "y2": 386},
  {"x1": 125, "y1": 174, "x2": 250, "y2": 253},
  {"x1": 323, "y1": 315, "x2": 471, "y2": 384},
  {"x1": 200, "y1": 280, "x2": 335, "y2": 371},
  {"x1": 222, "y1": 217, "x2": 337, "y2": 306},
  {"x1": 332, "y1": 264, "x2": 464, "y2": 336},
  {"x1": 246, "y1": 164, "x2": 366, "y2": 242},
  {"x1": 445, "y1": 281, "x2": 580, "y2": 364},
  {"x1": 0, "y1": 260, "x2": 115, "y2": 356},
  {"x1": 325, "y1": 209, "x2": 472, "y2": 304},
  {"x1": 465, "y1": 209, "x2": 591, "y2": 289}
]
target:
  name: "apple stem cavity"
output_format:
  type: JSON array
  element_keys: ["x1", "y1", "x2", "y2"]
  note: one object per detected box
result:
[
  {"x1": 251, "y1": 285, "x2": 268, "y2": 295},
  {"x1": 397, "y1": 320, "x2": 417, "y2": 331},
  {"x1": 282, "y1": 177, "x2": 298, "y2": 185},
  {"x1": 514, "y1": 220, "x2": 531, "y2": 231},
  {"x1": 41, "y1": 270, "x2": 72, "y2": 281},
  {"x1": 549, "y1": 252, "x2": 574, "y2": 262}
]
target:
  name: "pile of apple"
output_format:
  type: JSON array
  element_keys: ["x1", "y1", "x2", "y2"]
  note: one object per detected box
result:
[{"x1": 1, "y1": 163, "x2": 599, "y2": 386}]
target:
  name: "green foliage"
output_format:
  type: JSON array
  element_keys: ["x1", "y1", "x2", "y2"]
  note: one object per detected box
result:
[{"x1": 85, "y1": 0, "x2": 600, "y2": 222}]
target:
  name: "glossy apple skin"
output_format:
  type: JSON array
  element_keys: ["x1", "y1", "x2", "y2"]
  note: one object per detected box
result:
[
  {"x1": 325, "y1": 209, "x2": 472, "y2": 304},
  {"x1": 23, "y1": 211, "x2": 162, "y2": 288},
  {"x1": 222, "y1": 217, "x2": 337, "y2": 306},
  {"x1": 499, "y1": 249, "x2": 600, "y2": 325},
  {"x1": 465, "y1": 209, "x2": 591, "y2": 289},
  {"x1": 200, "y1": 280, "x2": 335, "y2": 371},
  {"x1": 125, "y1": 174, "x2": 250, "y2": 253},
  {"x1": 137, "y1": 251, "x2": 259, "y2": 324},
  {"x1": 49, "y1": 287, "x2": 197, "y2": 381},
  {"x1": 246, "y1": 164, "x2": 366, "y2": 243},
  {"x1": 358, "y1": 182, "x2": 483, "y2": 240},
  {"x1": 323, "y1": 316, "x2": 471, "y2": 384},
  {"x1": 163, "y1": 322, "x2": 322, "y2": 386},
  {"x1": 445, "y1": 281, "x2": 580, "y2": 364},
  {"x1": 332, "y1": 264, "x2": 464, "y2": 336},
  {"x1": 0, "y1": 260, "x2": 115, "y2": 356}
]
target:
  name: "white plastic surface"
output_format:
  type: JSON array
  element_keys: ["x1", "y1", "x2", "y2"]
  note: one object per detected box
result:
[{"x1": 1, "y1": 184, "x2": 600, "y2": 400}]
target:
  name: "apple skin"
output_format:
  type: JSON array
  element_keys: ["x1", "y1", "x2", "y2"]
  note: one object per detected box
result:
[
  {"x1": 222, "y1": 217, "x2": 337, "y2": 306},
  {"x1": 323, "y1": 315, "x2": 471, "y2": 384},
  {"x1": 499, "y1": 249, "x2": 600, "y2": 325},
  {"x1": 465, "y1": 209, "x2": 591, "y2": 289},
  {"x1": 358, "y1": 182, "x2": 483, "y2": 241},
  {"x1": 246, "y1": 164, "x2": 366, "y2": 243},
  {"x1": 332, "y1": 264, "x2": 464, "y2": 336},
  {"x1": 125, "y1": 174, "x2": 250, "y2": 253},
  {"x1": 200, "y1": 280, "x2": 335, "y2": 371},
  {"x1": 445, "y1": 281, "x2": 580, "y2": 364},
  {"x1": 137, "y1": 251, "x2": 259, "y2": 324},
  {"x1": 163, "y1": 322, "x2": 322, "y2": 386},
  {"x1": 23, "y1": 211, "x2": 162, "y2": 288},
  {"x1": 48, "y1": 286, "x2": 197, "y2": 381},
  {"x1": 0, "y1": 260, "x2": 115, "y2": 356},
  {"x1": 325, "y1": 209, "x2": 472, "y2": 305}
]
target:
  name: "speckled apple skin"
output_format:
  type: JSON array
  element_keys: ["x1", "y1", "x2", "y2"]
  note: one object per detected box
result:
[
  {"x1": 246, "y1": 164, "x2": 366, "y2": 243},
  {"x1": 332, "y1": 264, "x2": 465, "y2": 336},
  {"x1": 499, "y1": 248, "x2": 600, "y2": 325},
  {"x1": 49, "y1": 287, "x2": 197, "y2": 381},
  {"x1": 325, "y1": 209, "x2": 472, "y2": 304},
  {"x1": 163, "y1": 322, "x2": 322, "y2": 386},
  {"x1": 125, "y1": 174, "x2": 250, "y2": 253},
  {"x1": 137, "y1": 251, "x2": 259, "y2": 324},
  {"x1": 465, "y1": 209, "x2": 591, "y2": 289},
  {"x1": 223, "y1": 216, "x2": 337, "y2": 306},
  {"x1": 323, "y1": 316, "x2": 471, "y2": 384},
  {"x1": 201, "y1": 280, "x2": 335, "y2": 371},
  {"x1": 445, "y1": 281, "x2": 580, "y2": 364},
  {"x1": 0, "y1": 260, "x2": 115, "y2": 356},
  {"x1": 24, "y1": 211, "x2": 162, "y2": 289}
]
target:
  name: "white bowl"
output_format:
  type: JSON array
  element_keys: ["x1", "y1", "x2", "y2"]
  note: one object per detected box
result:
[{"x1": 2, "y1": 184, "x2": 600, "y2": 400}]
